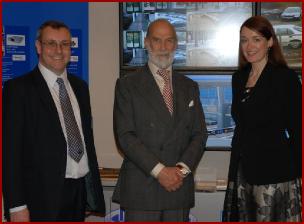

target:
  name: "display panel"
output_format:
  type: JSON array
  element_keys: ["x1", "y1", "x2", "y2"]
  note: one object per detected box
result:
[
  {"x1": 261, "y1": 2, "x2": 302, "y2": 67},
  {"x1": 121, "y1": 2, "x2": 252, "y2": 68},
  {"x1": 187, "y1": 74, "x2": 233, "y2": 147}
]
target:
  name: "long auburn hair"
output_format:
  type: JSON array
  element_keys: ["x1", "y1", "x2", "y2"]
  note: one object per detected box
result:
[{"x1": 238, "y1": 16, "x2": 288, "y2": 70}]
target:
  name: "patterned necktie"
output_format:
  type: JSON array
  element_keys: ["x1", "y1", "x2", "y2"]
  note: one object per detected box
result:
[
  {"x1": 157, "y1": 69, "x2": 173, "y2": 115},
  {"x1": 56, "y1": 78, "x2": 84, "y2": 163}
]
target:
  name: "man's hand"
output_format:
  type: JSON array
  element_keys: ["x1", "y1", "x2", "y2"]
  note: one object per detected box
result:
[
  {"x1": 10, "y1": 208, "x2": 30, "y2": 222},
  {"x1": 157, "y1": 167, "x2": 183, "y2": 192}
]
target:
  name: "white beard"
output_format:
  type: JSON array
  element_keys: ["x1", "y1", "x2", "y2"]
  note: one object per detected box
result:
[{"x1": 147, "y1": 48, "x2": 175, "y2": 69}]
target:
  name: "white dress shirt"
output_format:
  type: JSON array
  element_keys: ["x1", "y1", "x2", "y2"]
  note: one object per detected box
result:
[
  {"x1": 148, "y1": 61, "x2": 173, "y2": 93},
  {"x1": 39, "y1": 63, "x2": 89, "y2": 178}
]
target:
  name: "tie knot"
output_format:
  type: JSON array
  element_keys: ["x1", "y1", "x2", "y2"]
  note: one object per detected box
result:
[
  {"x1": 56, "y1": 78, "x2": 64, "y2": 86},
  {"x1": 157, "y1": 69, "x2": 170, "y2": 82}
]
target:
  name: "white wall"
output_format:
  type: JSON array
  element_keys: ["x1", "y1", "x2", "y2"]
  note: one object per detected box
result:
[{"x1": 89, "y1": 3, "x2": 122, "y2": 168}]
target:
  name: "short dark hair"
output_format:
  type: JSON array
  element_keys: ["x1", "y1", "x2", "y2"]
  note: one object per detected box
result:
[
  {"x1": 36, "y1": 20, "x2": 71, "y2": 41},
  {"x1": 238, "y1": 16, "x2": 287, "y2": 69},
  {"x1": 146, "y1": 18, "x2": 177, "y2": 41}
]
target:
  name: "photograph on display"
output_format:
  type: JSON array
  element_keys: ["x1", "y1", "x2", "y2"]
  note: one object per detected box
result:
[
  {"x1": 261, "y1": 2, "x2": 302, "y2": 67},
  {"x1": 122, "y1": 2, "x2": 252, "y2": 68},
  {"x1": 2, "y1": 25, "x2": 30, "y2": 84},
  {"x1": 121, "y1": 2, "x2": 302, "y2": 69},
  {"x1": 188, "y1": 74, "x2": 234, "y2": 147}
]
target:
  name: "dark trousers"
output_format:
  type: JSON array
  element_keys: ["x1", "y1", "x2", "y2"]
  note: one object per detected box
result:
[
  {"x1": 56, "y1": 177, "x2": 86, "y2": 221},
  {"x1": 125, "y1": 209, "x2": 190, "y2": 222}
]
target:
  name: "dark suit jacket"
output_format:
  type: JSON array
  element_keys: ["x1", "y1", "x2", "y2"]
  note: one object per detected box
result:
[
  {"x1": 228, "y1": 62, "x2": 302, "y2": 185},
  {"x1": 3, "y1": 67, "x2": 105, "y2": 221},
  {"x1": 112, "y1": 65, "x2": 207, "y2": 210}
]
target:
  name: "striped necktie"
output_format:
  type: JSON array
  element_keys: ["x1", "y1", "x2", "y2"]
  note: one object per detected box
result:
[
  {"x1": 157, "y1": 69, "x2": 173, "y2": 115},
  {"x1": 56, "y1": 78, "x2": 84, "y2": 162}
]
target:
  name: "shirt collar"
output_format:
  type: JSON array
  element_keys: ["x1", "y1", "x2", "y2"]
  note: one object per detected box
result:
[
  {"x1": 38, "y1": 63, "x2": 68, "y2": 88},
  {"x1": 148, "y1": 61, "x2": 172, "y2": 79}
]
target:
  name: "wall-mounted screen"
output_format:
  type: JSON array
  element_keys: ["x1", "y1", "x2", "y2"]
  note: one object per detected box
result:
[
  {"x1": 121, "y1": 2, "x2": 252, "y2": 69},
  {"x1": 261, "y1": 2, "x2": 302, "y2": 67},
  {"x1": 187, "y1": 74, "x2": 233, "y2": 147}
]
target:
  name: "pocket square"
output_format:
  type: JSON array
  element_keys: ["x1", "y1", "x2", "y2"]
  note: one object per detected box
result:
[{"x1": 188, "y1": 100, "x2": 194, "y2": 107}]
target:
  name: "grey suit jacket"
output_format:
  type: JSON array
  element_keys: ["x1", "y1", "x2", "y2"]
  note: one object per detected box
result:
[{"x1": 112, "y1": 65, "x2": 207, "y2": 210}]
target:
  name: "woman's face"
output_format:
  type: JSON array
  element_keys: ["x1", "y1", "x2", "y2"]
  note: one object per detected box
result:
[{"x1": 240, "y1": 26, "x2": 273, "y2": 65}]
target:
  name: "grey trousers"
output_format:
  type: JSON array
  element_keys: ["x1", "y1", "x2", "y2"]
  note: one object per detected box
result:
[{"x1": 125, "y1": 209, "x2": 190, "y2": 222}]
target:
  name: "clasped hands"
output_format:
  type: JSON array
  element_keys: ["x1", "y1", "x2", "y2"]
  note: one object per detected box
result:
[{"x1": 157, "y1": 167, "x2": 185, "y2": 192}]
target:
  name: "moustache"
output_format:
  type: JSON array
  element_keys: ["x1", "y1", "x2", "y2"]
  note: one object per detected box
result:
[
  {"x1": 147, "y1": 49, "x2": 171, "y2": 56},
  {"x1": 154, "y1": 52, "x2": 172, "y2": 57}
]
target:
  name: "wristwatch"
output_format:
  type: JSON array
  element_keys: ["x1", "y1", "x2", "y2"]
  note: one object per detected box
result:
[{"x1": 176, "y1": 164, "x2": 190, "y2": 177}]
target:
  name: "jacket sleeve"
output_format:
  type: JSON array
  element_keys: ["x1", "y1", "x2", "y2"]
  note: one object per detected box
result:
[
  {"x1": 278, "y1": 69, "x2": 301, "y2": 166},
  {"x1": 230, "y1": 71, "x2": 241, "y2": 148},
  {"x1": 79, "y1": 81, "x2": 105, "y2": 214},
  {"x1": 113, "y1": 77, "x2": 160, "y2": 176},
  {"x1": 3, "y1": 80, "x2": 27, "y2": 211},
  {"x1": 179, "y1": 82, "x2": 207, "y2": 171}
]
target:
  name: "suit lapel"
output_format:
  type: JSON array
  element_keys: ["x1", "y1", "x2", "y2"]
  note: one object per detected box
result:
[
  {"x1": 240, "y1": 63, "x2": 272, "y2": 102},
  {"x1": 135, "y1": 66, "x2": 173, "y2": 126},
  {"x1": 68, "y1": 76, "x2": 89, "y2": 147},
  {"x1": 32, "y1": 67, "x2": 64, "y2": 138},
  {"x1": 68, "y1": 76, "x2": 84, "y2": 118},
  {"x1": 172, "y1": 72, "x2": 189, "y2": 123}
]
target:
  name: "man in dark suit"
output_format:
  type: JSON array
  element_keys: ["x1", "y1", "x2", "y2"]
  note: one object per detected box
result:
[
  {"x1": 3, "y1": 20, "x2": 105, "y2": 221},
  {"x1": 113, "y1": 19, "x2": 208, "y2": 221}
]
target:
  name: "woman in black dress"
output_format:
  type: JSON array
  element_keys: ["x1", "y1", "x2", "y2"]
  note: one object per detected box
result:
[{"x1": 222, "y1": 16, "x2": 302, "y2": 222}]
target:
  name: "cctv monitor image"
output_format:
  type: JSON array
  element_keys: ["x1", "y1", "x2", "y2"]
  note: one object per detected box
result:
[
  {"x1": 121, "y1": 2, "x2": 302, "y2": 69},
  {"x1": 187, "y1": 74, "x2": 234, "y2": 148},
  {"x1": 121, "y1": 2, "x2": 252, "y2": 69}
]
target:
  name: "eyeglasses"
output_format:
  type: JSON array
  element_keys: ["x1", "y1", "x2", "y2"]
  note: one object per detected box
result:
[{"x1": 40, "y1": 40, "x2": 71, "y2": 50}]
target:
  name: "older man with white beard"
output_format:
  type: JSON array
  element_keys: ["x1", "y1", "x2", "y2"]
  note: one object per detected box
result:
[{"x1": 112, "y1": 19, "x2": 207, "y2": 221}]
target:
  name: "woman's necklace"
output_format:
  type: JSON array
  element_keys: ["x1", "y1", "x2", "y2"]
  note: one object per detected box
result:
[
  {"x1": 246, "y1": 70, "x2": 260, "y2": 87},
  {"x1": 246, "y1": 60, "x2": 267, "y2": 88}
]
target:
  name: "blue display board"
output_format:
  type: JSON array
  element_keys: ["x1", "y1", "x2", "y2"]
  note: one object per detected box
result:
[
  {"x1": 68, "y1": 29, "x2": 83, "y2": 77},
  {"x1": 2, "y1": 26, "x2": 30, "y2": 83},
  {"x1": 2, "y1": 2, "x2": 89, "y2": 82}
]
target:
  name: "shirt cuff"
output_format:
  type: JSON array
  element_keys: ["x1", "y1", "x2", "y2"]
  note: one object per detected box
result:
[
  {"x1": 150, "y1": 163, "x2": 165, "y2": 178},
  {"x1": 10, "y1": 205, "x2": 27, "y2": 213},
  {"x1": 176, "y1": 162, "x2": 191, "y2": 173}
]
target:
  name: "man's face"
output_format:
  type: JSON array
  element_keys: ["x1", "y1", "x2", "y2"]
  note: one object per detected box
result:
[
  {"x1": 145, "y1": 21, "x2": 177, "y2": 69},
  {"x1": 36, "y1": 27, "x2": 71, "y2": 75}
]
